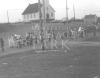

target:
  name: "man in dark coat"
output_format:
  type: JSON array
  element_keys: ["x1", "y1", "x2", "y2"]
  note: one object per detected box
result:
[{"x1": 0, "y1": 38, "x2": 4, "y2": 52}]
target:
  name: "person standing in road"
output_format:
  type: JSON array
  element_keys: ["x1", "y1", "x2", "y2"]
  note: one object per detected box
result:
[{"x1": 0, "y1": 38, "x2": 4, "y2": 52}]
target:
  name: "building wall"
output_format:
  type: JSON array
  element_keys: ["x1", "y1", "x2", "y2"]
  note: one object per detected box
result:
[
  {"x1": 23, "y1": 12, "x2": 39, "y2": 22},
  {"x1": 41, "y1": 6, "x2": 55, "y2": 20},
  {"x1": 47, "y1": 6, "x2": 55, "y2": 19},
  {"x1": 22, "y1": 0, "x2": 55, "y2": 22},
  {"x1": 84, "y1": 15, "x2": 98, "y2": 25},
  {"x1": 40, "y1": 0, "x2": 55, "y2": 20},
  {"x1": 23, "y1": 7, "x2": 55, "y2": 22}
]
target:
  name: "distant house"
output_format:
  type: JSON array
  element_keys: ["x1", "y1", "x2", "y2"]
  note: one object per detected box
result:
[
  {"x1": 84, "y1": 14, "x2": 98, "y2": 25},
  {"x1": 68, "y1": 19, "x2": 84, "y2": 29},
  {"x1": 22, "y1": 0, "x2": 55, "y2": 22}
]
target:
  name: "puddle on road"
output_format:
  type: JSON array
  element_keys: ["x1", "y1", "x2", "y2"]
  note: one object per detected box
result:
[
  {"x1": 94, "y1": 76, "x2": 99, "y2": 78},
  {"x1": 2, "y1": 63, "x2": 8, "y2": 65}
]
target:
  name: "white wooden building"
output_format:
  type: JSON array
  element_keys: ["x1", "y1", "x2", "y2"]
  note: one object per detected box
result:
[{"x1": 22, "y1": 0, "x2": 55, "y2": 22}]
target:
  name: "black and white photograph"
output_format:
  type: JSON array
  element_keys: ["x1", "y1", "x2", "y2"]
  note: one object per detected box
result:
[{"x1": 0, "y1": 0, "x2": 100, "y2": 78}]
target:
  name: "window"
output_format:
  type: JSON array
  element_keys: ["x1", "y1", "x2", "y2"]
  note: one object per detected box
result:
[
  {"x1": 46, "y1": 13, "x2": 49, "y2": 19},
  {"x1": 34, "y1": 13, "x2": 36, "y2": 18},
  {"x1": 29, "y1": 14, "x2": 32, "y2": 19},
  {"x1": 32, "y1": 14, "x2": 34, "y2": 18},
  {"x1": 30, "y1": 14, "x2": 32, "y2": 18},
  {"x1": 51, "y1": 13, "x2": 53, "y2": 17},
  {"x1": 24, "y1": 15, "x2": 26, "y2": 19},
  {"x1": 47, "y1": 7, "x2": 49, "y2": 11},
  {"x1": 26, "y1": 15, "x2": 29, "y2": 19},
  {"x1": 28, "y1": 15, "x2": 30, "y2": 19}
]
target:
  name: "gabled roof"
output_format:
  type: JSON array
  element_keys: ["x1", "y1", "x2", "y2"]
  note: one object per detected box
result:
[
  {"x1": 22, "y1": 3, "x2": 42, "y2": 15},
  {"x1": 49, "y1": 5, "x2": 55, "y2": 12}
]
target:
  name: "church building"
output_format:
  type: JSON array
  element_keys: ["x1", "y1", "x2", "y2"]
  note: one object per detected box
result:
[{"x1": 22, "y1": 0, "x2": 55, "y2": 22}]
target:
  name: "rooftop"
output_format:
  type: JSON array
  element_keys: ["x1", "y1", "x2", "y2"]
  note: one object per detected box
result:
[{"x1": 22, "y1": 3, "x2": 42, "y2": 15}]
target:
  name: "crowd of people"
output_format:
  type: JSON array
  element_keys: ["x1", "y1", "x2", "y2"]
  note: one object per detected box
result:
[
  {"x1": 7, "y1": 25, "x2": 86, "y2": 49},
  {"x1": 0, "y1": 24, "x2": 90, "y2": 52}
]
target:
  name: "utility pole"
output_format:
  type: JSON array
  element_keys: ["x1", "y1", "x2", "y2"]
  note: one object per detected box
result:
[
  {"x1": 66, "y1": 0, "x2": 68, "y2": 21},
  {"x1": 38, "y1": 0, "x2": 45, "y2": 50},
  {"x1": 7, "y1": 10, "x2": 9, "y2": 23},
  {"x1": 38, "y1": 0, "x2": 42, "y2": 27},
  {"x1": 73, "y1": 4, "x2": 76, "y2": 20},
  {"x1": 66, "y1": 0, "x2": 69, "y2": 38},
  {"x1": 43, "y1": 0, "x2": 46, "y2": 24}
]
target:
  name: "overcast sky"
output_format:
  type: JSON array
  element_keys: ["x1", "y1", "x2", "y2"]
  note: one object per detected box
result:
[{"x1": 0, "y1": 0, "x2": 100, "y2": 23}]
